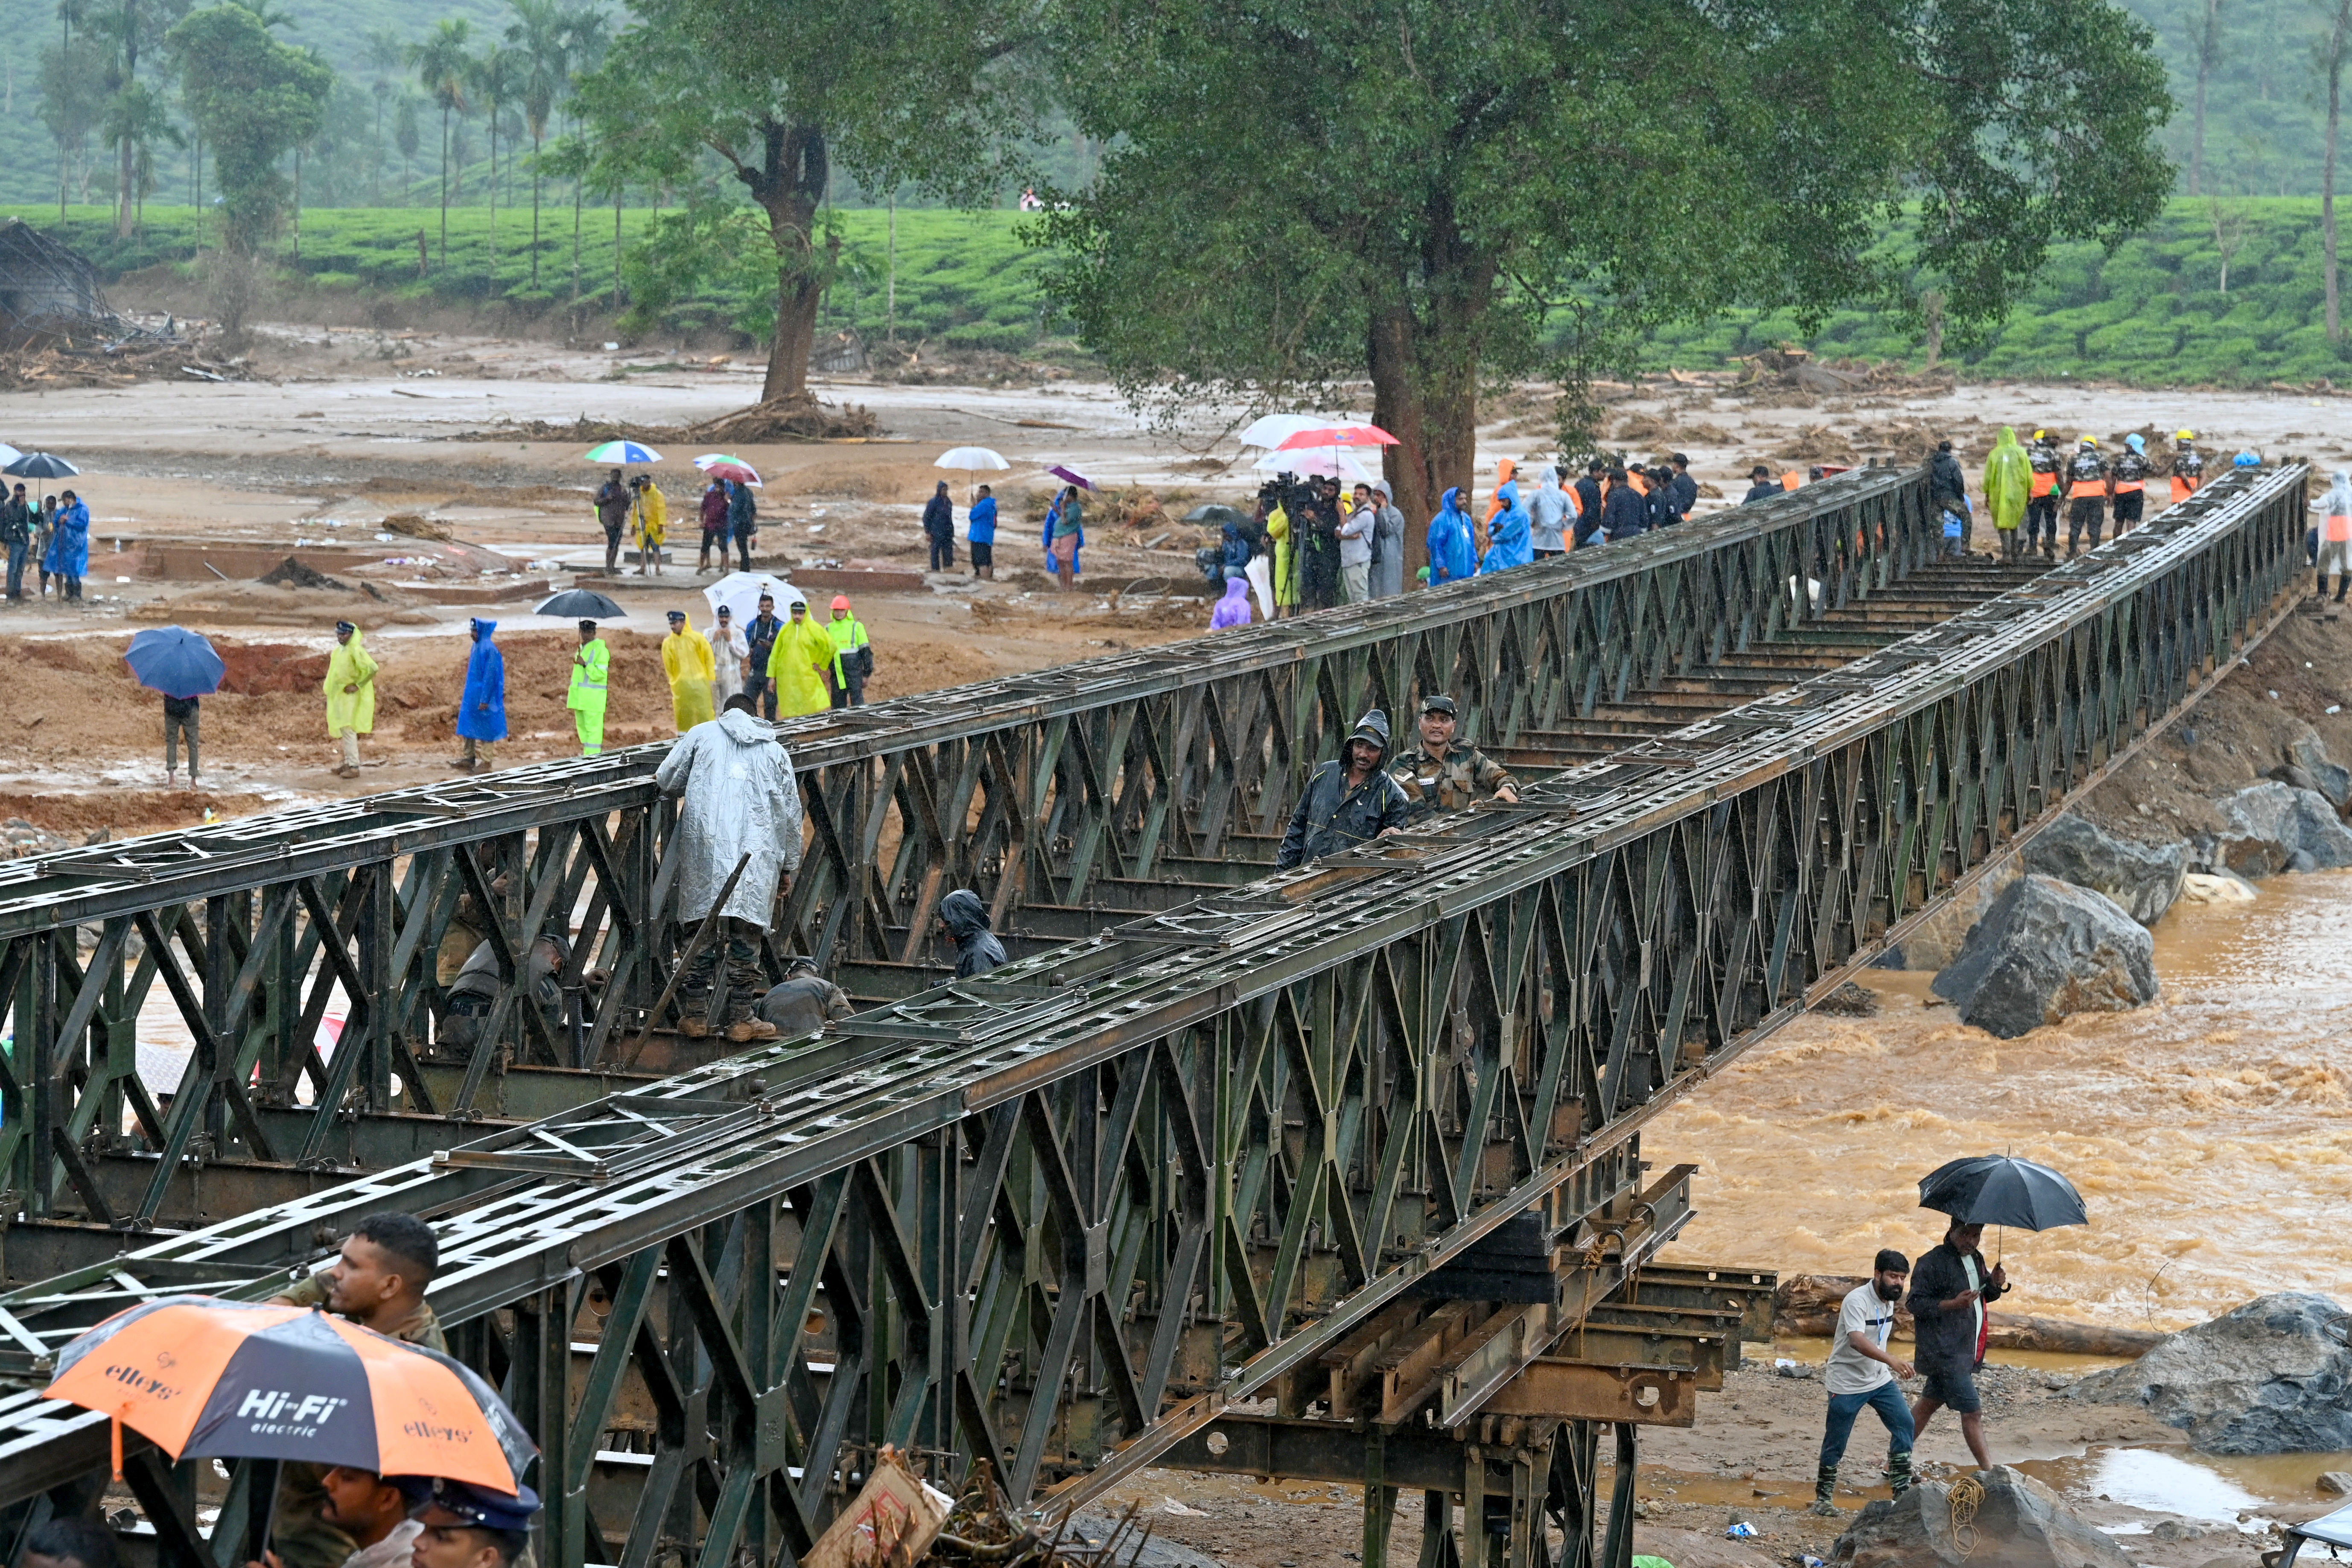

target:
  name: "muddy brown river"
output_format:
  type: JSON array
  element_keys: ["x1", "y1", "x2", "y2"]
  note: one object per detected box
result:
[{"x1": 1653, "y1": 869, "x2": 2352, "y2": 1329}]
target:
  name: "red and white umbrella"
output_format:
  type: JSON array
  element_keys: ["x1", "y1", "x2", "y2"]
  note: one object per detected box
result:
[{"x1": 1273, "y1": 425, "x2": 1399, "y2": 452}]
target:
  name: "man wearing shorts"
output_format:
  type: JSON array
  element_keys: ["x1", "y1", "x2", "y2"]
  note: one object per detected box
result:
[{"x1": 1906, "y1": 1220, "x2": 2008, "y2": 1471}]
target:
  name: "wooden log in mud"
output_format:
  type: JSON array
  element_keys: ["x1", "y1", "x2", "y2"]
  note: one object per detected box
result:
[{"x1": 1773, "y1": 1273, "x2": 2165, "y2": 1359}]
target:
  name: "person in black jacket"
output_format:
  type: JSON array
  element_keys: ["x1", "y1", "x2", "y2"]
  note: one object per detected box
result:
[
  {"x1": 1905, "y1": 1221, "x2": 2009, "y2": 1470},
  {"x1": 1646, "y1": 464, "x2": 1685, "y2": 529},
  {"x1": 937, "y1": 889, "x2": 1005, "y2": 976},
  {"x1": 1741, "y1": 464, "x2": 1781, "y2": 504},
  {"x1": 1600, "y1": 468, "x2": 1649, "y2": 542},
  {"x1": 727, "y1": 479, "x2": 759, "y2": 570},
  {"x1": 1930, "y1": 440, "x2": 1970, "y2": 551},
  {"x1": 922, "y1": 481, "x2": 956, "y2": 572},
  {"x1": 1276, "y1": 709, "x2": 1411, "y2": 868},
  {"x1": 1572, "y1": 461, "x2": 1607, "y2": 546},
  {"x1": 1668, "y1": 453, "x2": 1699, "y2": 519}
]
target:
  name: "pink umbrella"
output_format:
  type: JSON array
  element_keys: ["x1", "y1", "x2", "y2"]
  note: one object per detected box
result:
[{"x1": 1273, "y1": 424, "x2": 1399, "y2": 451}]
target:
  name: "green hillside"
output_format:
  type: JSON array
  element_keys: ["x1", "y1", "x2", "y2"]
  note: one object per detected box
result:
[
  {"x1": 1641, "y1": 199, "x2": 2352, "y2": 385},
  {"x1": 2, "y1": 204, "x2": 1064, "y2": 348},
  {"x1": 12, "y1": 196, "x2": 2352, "y2": 385}
]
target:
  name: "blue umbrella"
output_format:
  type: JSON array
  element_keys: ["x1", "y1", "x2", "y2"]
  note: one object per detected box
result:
[
  {"x1": 124, "y1": 626, "x2": 226, "y2": 699},
  {"x1": 584, "y1": 441, "x2": 660, "y2": 466}
]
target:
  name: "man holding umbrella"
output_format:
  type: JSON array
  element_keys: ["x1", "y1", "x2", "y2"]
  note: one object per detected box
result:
[
  {"x1": 1907, "y1": 1220, "x2": 2008, "y2": 1469},
  {"x1": 1904, "y1": 1151, "x2": 2077, "y2": 1472},
  {"x1": 569, "y1": 619, "x2": 610, "y2": 756}
]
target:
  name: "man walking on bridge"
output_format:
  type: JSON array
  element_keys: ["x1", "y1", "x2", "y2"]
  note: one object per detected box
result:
[
  {"x1": 658, "y1": 692, "x2": 805, "y2": 1041},
  {"x1": 1811, "y1": 1248, "x2": 1917, "y2": 1515},
  {"x1": 2065, "y1": 437, "x2": 2109, "y2": 557},
  {"x1": 1390, "y1": 695, "x2": 1519, "y2": 822},
  {"x1": 1276, "y1": 709, "x2": 1412, "y2": 869}
]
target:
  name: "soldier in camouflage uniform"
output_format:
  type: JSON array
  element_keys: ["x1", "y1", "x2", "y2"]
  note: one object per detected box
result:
[
  {"x1": 267, "y1": 1215, "x2": 446, "y2": 1568},
  {"x1": 1389, "y1": 695, "x2": 1520, "y2": 822}
]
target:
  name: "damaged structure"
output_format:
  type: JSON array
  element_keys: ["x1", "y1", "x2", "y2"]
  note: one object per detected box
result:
[{"x1": 0, "y1": 219, "x2": 113, "y2": 342}]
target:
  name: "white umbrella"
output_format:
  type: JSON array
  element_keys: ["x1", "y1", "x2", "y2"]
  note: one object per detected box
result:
[
  {"x1": 935, "y1": 446, "x2": 1010, "y2": 471},
  {"x1": 1237, "y1": 414, "x2": 1347, "y2": 451},
  {"x1": 703, "y1": 571, "x2": 808, "y2": 626},
  {"x1": 0, "y1": 443, "x2": 22, "y2": 469},
  {"x1": 1253, "y1": 448, "x2": 1376, "y2": 485}
]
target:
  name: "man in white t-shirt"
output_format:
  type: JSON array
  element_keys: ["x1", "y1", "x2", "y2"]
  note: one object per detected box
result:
[{"x1": 1810, "y1": 1248, "x2": 1918, "y2": 1516}]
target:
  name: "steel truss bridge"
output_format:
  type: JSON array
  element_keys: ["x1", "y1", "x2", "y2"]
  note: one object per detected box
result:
[{"x1": 0, "y1": 464, "x2": 2307, "y2": 1568}]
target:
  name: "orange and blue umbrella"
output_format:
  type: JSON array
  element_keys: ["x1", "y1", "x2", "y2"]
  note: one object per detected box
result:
[{"x1": 44, "y1": 1296, "x2": 533, "y2": 1492}]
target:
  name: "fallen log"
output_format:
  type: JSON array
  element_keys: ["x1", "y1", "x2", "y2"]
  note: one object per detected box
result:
[{"x1": 1774, "y1": 1273, "x2": 2164, "y2": 1359}]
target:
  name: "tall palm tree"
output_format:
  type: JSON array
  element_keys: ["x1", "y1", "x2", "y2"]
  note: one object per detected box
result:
[
  {"x1": 505, "y1": 0, "x2": 567, "y2": 289},
  {"x1": 468, "y1": 43, "x2": 521, "y2": 277},
  {"x1": 394, "y1": 93, "x2": 420, "y2": 204},
  {"x1": 362, "y1": 26, "x2": 404, "y2": 206},
  {"x1": 557, "y1": 6, "x2": 608, "y2": 304},
  {"x1": 412, "y1": 17, "x2": 472, "y2": 269}
]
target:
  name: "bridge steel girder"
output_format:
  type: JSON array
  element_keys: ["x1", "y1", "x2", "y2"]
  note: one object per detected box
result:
[
  {"x1": 0, "y1": 467, "x2": 1935, "y2": 1235},
  {"x1": 0, "y1": 469, "x2": 2306, "y2": 1568}
]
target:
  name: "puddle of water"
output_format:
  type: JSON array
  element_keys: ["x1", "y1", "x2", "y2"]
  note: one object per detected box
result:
[{"x1": 2017, "y1": 1445, "x2": 2276, "y2": 1524}]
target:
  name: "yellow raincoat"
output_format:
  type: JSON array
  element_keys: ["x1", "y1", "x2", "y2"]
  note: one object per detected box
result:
[
  {"x1": 323, "y1": 629, "x2": 378, "y2": 735},
  {"x1": 1268, "y1": 504, "x2": 1297, "y2": 608},
  {"x1": 767, "y1": 610, "x2": 836, "y2": 717},
  {"x1": 662, "y1": 626, "x2": 717, "y2": 732},
  {"x1": 1982, "y1": 426, "x2": 2031, "y2": 534},
  {"x1": 635, "y1": 482, "x2": 668, "y2": 549}
]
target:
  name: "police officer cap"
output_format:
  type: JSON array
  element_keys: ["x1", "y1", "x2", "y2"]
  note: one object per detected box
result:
[
  {"x1": 423, "y1": 1477, "x2": 541, "y2": 1531},
  {"x1": 1420, "y1": 694, "x2": 1457, "y2": 717},
  {"x1": 666, "y1": 610, "x2": 685, "y2": 622}
]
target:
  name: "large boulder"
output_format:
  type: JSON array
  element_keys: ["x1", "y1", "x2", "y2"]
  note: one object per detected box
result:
[
  {"x1": 1826, "y1": 1467, "x2": 2133, "y2": 1568},
  {"x1": 2067, "y1": 1292, "x2": 2352, "y2": 1454},
  {"x1": 2213, "y1": 782, "x2": 2352, "y2": 877},
  {"x1": 1931, "y1": 875, "x2": 2157, "y2": 1039},
  {"x1": 2020, "y1": 813, "x2": 2186, "y2": 925},
  {"x1": 2291, "y1": 728, "x2": 2352, "y2": 809}
]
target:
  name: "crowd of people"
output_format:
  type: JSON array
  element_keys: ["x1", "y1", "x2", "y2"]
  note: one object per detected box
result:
[
  {"x1": 591, "y1": 467, "x2": 763, "y2": 578},
  {"x1": 0, "y1": 482, "x2": 90, "y2": 603}
]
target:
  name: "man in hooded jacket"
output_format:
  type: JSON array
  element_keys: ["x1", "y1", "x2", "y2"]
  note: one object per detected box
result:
[
  {"x1": 656, "y1": 693, "x2": 805, "y2": 1042},
  {"x1": 767, "y1": 599, "x2": 836, "y2": 716},
  {"x1": 1369, "y1": 480, "x2": 1407, "y2": 598},
  {"x1": 1275, "y1": 710, "x2": 1412, "y2": 869},
  {"x1": 1479, "y1": 483, "x2": 1532, "y2": 572},
  {"x1": 1982, "y1": 429, "x2": 2032, "y2": 560},
  {"x1": 324, "y1": 621, "x2": 377, "y2": 778},
  {"x1": 937, "y1": 889, "x2": 1006, "y2": 977},
  {"x1": 452, "y1": 618, "x2": 505, "y2": 771},
  {"x1": 922, "y1": 481, "x2": 956, "y2": 572},
  {"x1": 1528, "y1": 465, "x2": 1573, "y2": 558},
  {"x1": 1426, "y1": 490, "x2": 1477, "y2": 585},
  {"x1": 662, "y1": 610, "x2": 717, "y2": 733}
]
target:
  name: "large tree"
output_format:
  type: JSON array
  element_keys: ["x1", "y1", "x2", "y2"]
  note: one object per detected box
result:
[
  {"x1": 572, "y1": 0, "x2": 1035, "y2": 400},
  {"x1": 167, "y1": 1, "x2": 331, "y2": 343},
  {"x1": 1039, "y1": 0, "x2": 2173, "y2": 551}
]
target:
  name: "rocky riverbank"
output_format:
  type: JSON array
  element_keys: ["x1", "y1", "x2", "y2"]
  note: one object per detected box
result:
[{"x1": 1877, "y1": 605, "x2": 2352, "y2": 1034}]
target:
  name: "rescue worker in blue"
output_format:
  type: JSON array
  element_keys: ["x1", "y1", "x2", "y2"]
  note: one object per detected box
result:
[
  {"x1": 1275, "y1": 709, "x2": 1413, "y2": 870},
  {"x1": 451, "y1": 618, "x2": 505, "y2": 771},
  {"x1": 1426, "y1": 490, "x2": 1477, "y2": 585}
]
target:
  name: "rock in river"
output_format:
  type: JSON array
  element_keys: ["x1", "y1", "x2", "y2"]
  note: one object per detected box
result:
[
  {"x1": 1931, "y1": 875, "x2": 2157, "y2": 1039},
  {"x1": 2020, "y1": 812, "x2": 2186, "y2": 925},
  {"x1": 2212, "y1": 781, "x2": 2352, "y2": 877},
  {"x1": 1826, "y1": 1467, "x2": 2133, "y2": 1568},
  {"x1": 2068, "y1": 1292, "x2": 2352, "y2": 1454}
]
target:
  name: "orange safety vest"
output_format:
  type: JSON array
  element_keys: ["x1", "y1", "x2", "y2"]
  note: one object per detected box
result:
[
  {"x1": 1781, "y1": 470, "x2": 1800, "y2": 491},
  {"x1": 2171, "y1": 475, "x2": 2199, "y2": 503},
  {"x1": 2328, "y1": 512, "x2": 2352, "y2": 543},
  {"x1": 2029, "y1": 472, "x2": 2058, "y2": 497},
  {"x1": 2068, "y1": 477, "x2": 2106, "y2": 499}
]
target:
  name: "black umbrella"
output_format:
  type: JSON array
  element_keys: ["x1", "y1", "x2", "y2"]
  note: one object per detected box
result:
[
  {"x1": 1917, "y1": 1154, "x2": 2086, "y2": 1232},
  {"x1": 1183, "y1": 504, "x2": 1246, "y2": 526},
  {"x1": 5, "y1": 452, "x2": 79, "y2": 479},
  {"x1": 535, "y1": 588, "x2": 626, "y2": 619}
]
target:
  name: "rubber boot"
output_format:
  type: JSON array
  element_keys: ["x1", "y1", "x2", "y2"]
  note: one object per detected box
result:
[
  {"x1": 1887, "y1": 1450, "x2": 1914, "y2": 1498},
  {"x1": 1808, "y1": 1463, "x2": 1840, "y2": 1516}
]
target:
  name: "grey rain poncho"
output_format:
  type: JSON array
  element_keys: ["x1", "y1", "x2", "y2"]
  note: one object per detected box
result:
[{"x1": 654, "y1": 707, "x2": 805, "y2": 926}]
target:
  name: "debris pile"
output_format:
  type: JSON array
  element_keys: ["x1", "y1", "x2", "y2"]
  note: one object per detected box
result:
[
  {"x1": 0, "y1": 336, "x2": 254, "y2": 390},
  {"x1": 923, "y1": 1466, "x2": 1161, "y2": 1568},
  {"x1": 258, "y1": 556, "x2": 348, "y2": 592},
  {"x1": 0, "y1": 818, "x2": 75, "y2": 862},
  {"x1": 692, "y1": 393, "x2": 880, "y2": 443}
]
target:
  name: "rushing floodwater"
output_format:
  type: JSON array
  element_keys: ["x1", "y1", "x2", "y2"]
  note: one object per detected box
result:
[{"x1": 1651, "y1": 869, "x2": 2352, "y2": 1329}]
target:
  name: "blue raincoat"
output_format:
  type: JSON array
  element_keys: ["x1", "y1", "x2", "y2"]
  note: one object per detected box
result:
[
  {"x1": 1427, "y1": 488, "x2": 1477, "y2": 584},
  {"x1": 457, "y1": 618, "x2": 507, "y2": 742},
  {"x1": 1480, "y1": 486, "x2": 1532, "y2": 573},
  {"x1": 45, "y1": 498, "x2": 88, "y2": 576}
]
